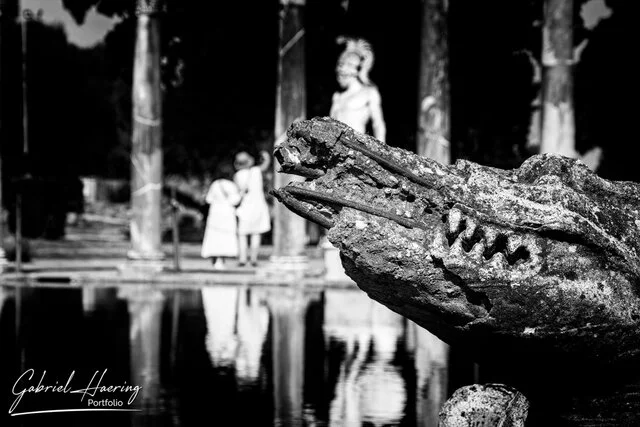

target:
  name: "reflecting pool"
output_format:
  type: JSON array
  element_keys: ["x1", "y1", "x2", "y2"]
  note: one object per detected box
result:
[{"x1": 0, "y1": 283, "x2": 471, "y2": 427}]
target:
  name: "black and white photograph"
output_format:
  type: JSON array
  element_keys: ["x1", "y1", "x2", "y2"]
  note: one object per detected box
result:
[{"x1": 0, "y1": 0, "x2": 638, "y2": 425}]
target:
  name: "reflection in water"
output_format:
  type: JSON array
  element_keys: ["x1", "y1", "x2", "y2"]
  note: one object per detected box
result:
[
  {"x1": 202, "y1": 286, "x2": 240, "y2": 369},
  {"x1": 264, "y1": 288, "x2": 317, "y2": 427},
  {"x1": 325, "y1": 290, "x2": 407, "y2": 427},
  {"x1": 201, "y1": 285, "x2": 270, "y2": 383},
  {"x1": 1, "y1": 283, "x2": 456, "y2": 426},
  {"x1": 119, "y1": 287, "x2": 164, "y2": 414},
  {"x1": 409, "y1": 321, "x2": 449, "y2": 427},
  {"x1": 0, "y1": 287, "x2": 4, "y2": 319},
  {"x1": 82, "y1": 286, "x2": 118, "y2": 313},
  {"x1": 0, "y1": 287, "x2": 7, "y2": 340},
  {"x1": 236, "y1": 287, "x2": 270, "y2": 383}
]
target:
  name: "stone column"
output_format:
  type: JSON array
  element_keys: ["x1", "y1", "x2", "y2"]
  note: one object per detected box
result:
[
  {"x1": 0, "y1": 0, "x2": 8, "y2": 271},
  {"x1": 540, "y1": 0, "x2": 575, "y2": 157},
  {"x1": 267, "y1": 0, "x2": 308, "y2": 277},
  {"x1": 416, "y1": 0, "x2": 450, "y2": 165},
  {"x1": 127, "y1": 0, "x2": 164, "y2": 271}
]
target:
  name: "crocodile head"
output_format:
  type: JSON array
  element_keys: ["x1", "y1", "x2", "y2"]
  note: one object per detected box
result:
[{"x1": 272, "y1": 117, "x2": 640, "y2": 364}]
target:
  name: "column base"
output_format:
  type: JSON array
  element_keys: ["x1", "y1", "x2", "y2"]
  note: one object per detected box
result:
[
  {"x1": 117, "y1": 286, "x2": 166, "y2": 302},
  {"x1": 127, "y1": 249, "x2": 165, "y2": 261},
  {"x1": 257, "y1": 255, "x2": 310, "y2": 281},
  {"x1": 119, "y1": 250, "x2": 166, "y2": 276},
  {"x1": 0, "y1": 249, "x2": 8, "y2": 273}
]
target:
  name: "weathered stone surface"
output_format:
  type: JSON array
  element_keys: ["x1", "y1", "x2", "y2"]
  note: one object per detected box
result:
[
  {"x1": 272, "y1": 117, "x2": 640, "y2": 364},
  {"x1": 439, "y1": 384, "x2": 529, "y2": 427}
]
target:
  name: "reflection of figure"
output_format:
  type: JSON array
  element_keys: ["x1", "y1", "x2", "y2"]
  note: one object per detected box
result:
[
  {"x1": 201, "y1": 162, "x2": 242, "y2": 269},
  {"x1": 234, "y1": 287, "x2": 269, "y2": 383},
  {"x1": 325, "y1": 290, "x2": 406, "y2": 426},
  {"x1": 330, "y1": 37, "x2": 386, "y2": 142},
  {"x1": 359, "y1": 325, "x2": 406, "y2": 427},
  {"x1": 202, "y1": 286, "x2": 239, "y2": 368},
  {"x1": 201, "y1": 286, "x2": 270, "y2": 384},
  {"x1": 234, "y1": 151, "x2": 272, "y2": 267},
  {"x1": 409, "y1": 322, "x2": 449, "y2": 427}
]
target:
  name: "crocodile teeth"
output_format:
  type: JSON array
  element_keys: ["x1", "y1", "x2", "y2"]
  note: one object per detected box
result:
[
  {"x1": 464, "y1": 217, "x2": 478, "y2": 239},
  {"x1": 507, "y1": 234, "x2": 523, "y2": 254},
  {"x1": 448, "y1": 208, "x2": 462, "y2": 234},
  {"x1": 469, "y1": 242, "x2": 485, "y2": 262},
  {"x1": 484, "y1": 228, "x2": 498, "y2": 248},
  {"x1": 449, "y1": 238, "x2": 465, "y2": 257},
  {"x1": 430, "y1": 229, "x2": 449, "y2": 256},
  {"x1": 488, "y1": 252, "x2": 508, "y2": 270}
]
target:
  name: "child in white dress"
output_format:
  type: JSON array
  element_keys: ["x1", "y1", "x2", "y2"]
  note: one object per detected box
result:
[
  {"x1": 233, "y1": 150, "x2": 272, "y2": 267},
  {"x1": 201, "y1": 162, "x2": 242, "y2": 269}
]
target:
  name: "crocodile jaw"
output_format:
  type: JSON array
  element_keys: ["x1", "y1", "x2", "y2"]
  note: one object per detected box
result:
[{"x1": 272, "y1": 117, "x2": 640, "y2": 364}]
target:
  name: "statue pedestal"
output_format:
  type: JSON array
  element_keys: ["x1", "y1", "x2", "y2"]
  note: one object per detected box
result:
[{"x1": 321, "y1": 238, "x2": 351, "y2": 282}]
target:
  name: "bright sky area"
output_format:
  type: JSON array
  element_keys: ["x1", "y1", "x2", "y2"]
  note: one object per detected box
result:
[{"x1": 22, "y1": 0, "x2": 612, "y2": 48}]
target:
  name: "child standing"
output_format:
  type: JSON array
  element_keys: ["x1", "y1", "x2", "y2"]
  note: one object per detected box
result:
[
  {"x1": 233, "y1": 150, "x2": 272, "y2": 267},
  {"x1": 201, "y1": 162, "x2": 242, "y2": 269}
]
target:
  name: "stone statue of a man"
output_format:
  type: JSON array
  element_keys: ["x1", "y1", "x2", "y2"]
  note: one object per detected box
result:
[{"x1": 330, "y1": 37, "x2": 386, "y2": 142}]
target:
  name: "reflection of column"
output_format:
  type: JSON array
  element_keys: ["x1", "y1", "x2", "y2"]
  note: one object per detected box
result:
[
  {"x1": 128, "y1": 0, "x2": 164, "y2": 269},
  {"x1": 409, "y1": 321, "x2": 449, "y2": 427},
  {"x1": 82, "y1": 286, "x2": 118, "y2": 313},
  {"x1": 169, "y1": 291, "x2": 180, "y2": 372},
  {"x1": 0, "y1": 287, "x2": 6, "y2": 326},
  {"x1": 325, "y1": 290, "x2": 407, "y2": 427},
  {"x1": 120, "y1": 286, "x2": 164, "y2": 418},
  {"x1": 0, "y1": 285, "x2": 7, "y2": 369},
  {"x1": 268, "y1": 0, "x2": 308, "y2": 276},
  {"x1": 14, "y1": 286, "x2": 24, "y2": 371},
  {"x1": 265, "y1": 287, "x2": 312, "y2": 427}
]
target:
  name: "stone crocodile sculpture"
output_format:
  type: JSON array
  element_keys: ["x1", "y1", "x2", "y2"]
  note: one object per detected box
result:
[{"x1": 272, "y1": 117, "x2": 640, "y2": 366}]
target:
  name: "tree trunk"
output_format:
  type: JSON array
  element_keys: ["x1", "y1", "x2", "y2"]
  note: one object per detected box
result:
[
  {"x1": 272, "y1": 0, "x2": 307, "y2": 262},
  {"x1": 129, "y1": 0, "x2": 164, "y2": 264},
  {"x1": 416, "y1": 0, "x2": 450, "y2": 165},
  {"x1": 540, "y1": 0, "x2": 575, "y2": 157}
]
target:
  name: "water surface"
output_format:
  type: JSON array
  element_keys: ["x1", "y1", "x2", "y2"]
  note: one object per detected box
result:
[{"x1": 0, "y1": 283, "x2": 461, "y2": 427}]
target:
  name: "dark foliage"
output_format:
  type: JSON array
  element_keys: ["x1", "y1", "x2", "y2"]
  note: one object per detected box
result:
[{"x1": 1, "y1": 0, "x2": 638, "y2": 218}]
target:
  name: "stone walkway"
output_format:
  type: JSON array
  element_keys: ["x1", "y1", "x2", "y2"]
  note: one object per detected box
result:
[{"x1": 0, "y1": 225, "x2": 355, "y2": 288}]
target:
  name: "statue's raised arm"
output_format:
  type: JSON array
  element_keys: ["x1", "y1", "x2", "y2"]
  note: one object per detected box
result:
[{"x1": 272, "y1": 117, "x2": 640, "y2": 366}]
